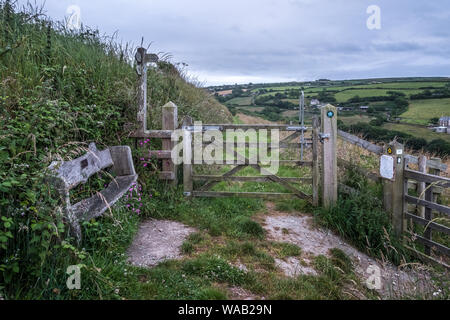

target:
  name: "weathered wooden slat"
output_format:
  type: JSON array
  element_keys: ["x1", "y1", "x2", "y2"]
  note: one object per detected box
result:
[
  {"x1": 192, "y1": 175, "x2": 312, "y2": 183},
  {"x1": 407, "y1": 180, "x2": 443, "y2": 194},
  {"x1": 404, "y1": 195, "x2": 450, "y2": 216},
  {"x1": 412, "y1": 234, "x2": 450, "y2": 256},
  {"x1": 405, "y1": 155, "x2": 447, "y2": 171},
  {"x1": 72, "y1": 175, "x2": 138, "y2": 221},
  {"x1": 338, "y1": 130, "x2": 447, "y2": 171},
  {"x1": 198, "y1": 165, "x2": 247, "y2": 191},
  {"x1": 48, "y1": 143, "x2": 113, "y2": 190},
  {"x1": 249, "y1": 164, "x2": 312, "y2": 201},
  {"x1": 203, "y1": 124, "x2": 310, "y2": 130},
  {"x1": 192, "y1": 191, "x2": 299, "y2": 199},
  {"x1": 404, "y1": 245, "x2": 450, "y2": 270},
  {"x1": 191, "y1": 160, "x2": 313, "y2": 166},
  {"x1": 405, "y1": 212, "x2": 450, "y2": 234},
  {"x1": 194, "y1": 142, "x2": 311, "y2": 149},
  {"x1": 337, "y1": 130, "x2": 384, "y2": 155},
  {"x1": 110, "y1": 146, "x2": 136, "y2": 177},
  {"x1": 404, "y1": 169, "x2": 450, "y2": 188}
]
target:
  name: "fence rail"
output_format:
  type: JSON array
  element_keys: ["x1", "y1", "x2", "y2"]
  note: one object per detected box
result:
[{"x1": 403, "y1": 161, "x2": 450, "y2": 263}]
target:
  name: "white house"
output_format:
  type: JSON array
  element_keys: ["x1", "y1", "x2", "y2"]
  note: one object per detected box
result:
[
  {"x1": 310, "y1": 99, "x2": 320, "y2": 106},
  {"x1": 432, "y1": 116, "x2": 450, "y2": 134},
  {"x1": 439, "y1": 116, "x2": 450, "y2": 128}
]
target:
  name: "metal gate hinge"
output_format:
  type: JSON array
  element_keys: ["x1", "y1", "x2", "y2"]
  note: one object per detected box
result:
[{"x1": 319, "y1": 133, "x2": 330, "y2": 143}]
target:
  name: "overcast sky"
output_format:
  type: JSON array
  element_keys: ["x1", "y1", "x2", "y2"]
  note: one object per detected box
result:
[{"x1": 16, "y1": 0, "x2": 450, "y2": 86}]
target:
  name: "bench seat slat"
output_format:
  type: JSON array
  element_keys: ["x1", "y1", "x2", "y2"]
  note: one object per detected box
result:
[{"x1": 71, "y1": 174, "x2": 138, "y2": 221}]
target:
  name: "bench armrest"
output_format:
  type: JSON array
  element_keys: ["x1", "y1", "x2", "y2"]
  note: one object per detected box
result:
[{"x1": 109, "y1": 146, "x2": 136, "y2": 176}]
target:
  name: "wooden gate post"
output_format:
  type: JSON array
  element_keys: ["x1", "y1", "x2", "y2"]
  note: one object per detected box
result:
[
  {"x1": 320, "y1": 104, "x2": 337, "y2": 208},
  {"x1": 162, "y1": 102, "x2": 178, "y2": 185},
  {"x1": 387, "y1": 141, "x2": 406, "y2": 236},
  {"x1": 312, "y1": 116, "x2": 320, "y2": 206},
  {"x1": 135, "y1": 47, "x2": 148, "y2": 134},
  {"x1": 183, "y1": 117, "x2": 193, "y2": 197}
]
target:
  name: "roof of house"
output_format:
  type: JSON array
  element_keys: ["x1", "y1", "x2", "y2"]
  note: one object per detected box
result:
[{"x1": 439, "y1": 116, "x2": 450, "y2": 121}]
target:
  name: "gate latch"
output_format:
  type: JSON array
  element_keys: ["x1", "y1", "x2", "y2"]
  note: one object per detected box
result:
[{"x1": 319, "y1": 133, "x2": 330, "y2": 143}]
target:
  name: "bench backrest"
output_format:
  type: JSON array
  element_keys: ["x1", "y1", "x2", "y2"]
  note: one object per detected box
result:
[{"x1": 48, "y1": 143, "x2": 114, "y2": 191}]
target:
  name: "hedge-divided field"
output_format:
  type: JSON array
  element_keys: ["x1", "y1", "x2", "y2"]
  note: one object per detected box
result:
[{"x1": 213, "y1": 77, "x2": 450, "y2": 156}]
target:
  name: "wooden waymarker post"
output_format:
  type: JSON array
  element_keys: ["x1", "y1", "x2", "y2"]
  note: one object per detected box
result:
[
  {"x1": 135, "y1": 47, "x2": 148, "y2": 134},
  {"x1": 320, "y1": 105, "x2": 337, "y2": 208},
  {"x1": 384, "y1": 141, "x2": 406, "y2": 236}
]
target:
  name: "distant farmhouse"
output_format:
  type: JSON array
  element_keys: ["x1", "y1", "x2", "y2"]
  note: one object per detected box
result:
[
  {"x1": 440, "y1": 116, "x2": 450, "y2": 128},
  {"x1": 431, "y1": 116, "x2": 450, "y2": 134},
  {"x1": 359, "y1": 106, "x2": 370, "y2": 111},
  {"x1": 310, "y1": 99, "x2": 320, "y2": 106}
]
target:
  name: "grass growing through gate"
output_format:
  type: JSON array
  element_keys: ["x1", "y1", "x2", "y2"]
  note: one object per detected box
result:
[{"x1": 313, "y1": 163, "x2": 410, "y2": 265}]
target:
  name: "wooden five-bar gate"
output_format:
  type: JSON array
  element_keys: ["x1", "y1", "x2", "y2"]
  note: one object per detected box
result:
[
  {"x1": 181, "y1": 119, "x2": 316, "y2": 203},
  {"x1": 131, "y1": 47, "x2": 448, "y2": 267},
  {"x1": 180, "y1": 104, "x2": 337, "y2": 208}
]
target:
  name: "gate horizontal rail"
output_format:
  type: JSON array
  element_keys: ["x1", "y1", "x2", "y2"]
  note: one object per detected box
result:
[
  {"x1": 192, "y1": 175, "x2": 313, "y2": 183},
  {"x1": 192, "y1": 191, "x2": 308, "y2": 200}
]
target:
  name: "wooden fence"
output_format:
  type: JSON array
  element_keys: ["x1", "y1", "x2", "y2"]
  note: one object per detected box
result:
[{"x1": 337, "y1": 129, "x2": 449, "y2": 268}]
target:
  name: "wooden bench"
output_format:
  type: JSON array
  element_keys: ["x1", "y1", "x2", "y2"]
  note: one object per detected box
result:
[{"x1": 48, "y1": 143, "x2": 138, "y2": 242}]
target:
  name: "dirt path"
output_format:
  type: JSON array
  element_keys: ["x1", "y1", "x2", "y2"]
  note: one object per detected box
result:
[
  {"x1": 260, "y1": 202, "x2": 440, "y2": 299},
  {"x1": 127, "y1": 219, "x2": 196, "y2": 267}
]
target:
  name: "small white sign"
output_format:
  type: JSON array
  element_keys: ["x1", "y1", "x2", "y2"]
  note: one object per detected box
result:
[
  {"x1": 380, "y1": 155, "x2": 394, "y2": 180},
  {"x1": 396, "y1": 149, "x2": 403, "y2": 155}
]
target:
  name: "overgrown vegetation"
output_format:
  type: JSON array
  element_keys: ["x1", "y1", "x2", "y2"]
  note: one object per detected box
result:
[
  {"x1": 0, "y1": 1, "x2": 231, "y2": 299},
  {"x1": 313, "y1": 167, "x2": 410, "y2": 265},
  {"x1": 1, "y1": 1, "x2": 447, "y2": 301}
]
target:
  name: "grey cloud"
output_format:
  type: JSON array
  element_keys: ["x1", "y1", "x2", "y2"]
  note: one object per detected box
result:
[{"x1": 16, "y1": 0, "x2": 450, "y2": 85}]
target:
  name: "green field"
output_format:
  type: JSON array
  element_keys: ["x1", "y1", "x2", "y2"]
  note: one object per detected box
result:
[
  {"x1": 227, "y1": 96, "x2": 254, "y2": 106},
  {"x1": 400, "y1": 98, "x2": 450, "y2": 125},
  {"x1": 219, "y1": 79, "x2": 450, "y2": 146},
  {"x1": 340, "y1": 115, "x2": 375, "y2": 125},
  {"x1": 383, "y1": 123, "x2": 450, "y2": 143},
  {"x1": 334, "y1": 89, "x2": 423, "y2": 103}
]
